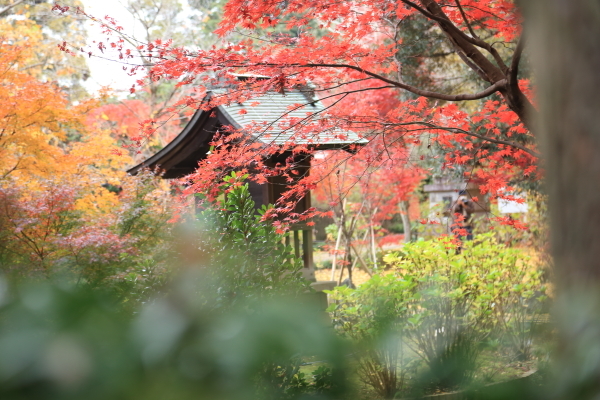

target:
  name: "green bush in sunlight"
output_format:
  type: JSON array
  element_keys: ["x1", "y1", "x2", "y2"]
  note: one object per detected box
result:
[
  {"x1": 328, "y1": 234, "x2": 547, "y2": 394},
  {"x1": 327, "y1": 274, "x2": 416, "y2": 398}
]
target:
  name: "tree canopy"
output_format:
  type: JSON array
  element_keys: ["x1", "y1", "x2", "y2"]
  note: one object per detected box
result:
[{"x1": 51, "y1": 0, "x2": 536, "y2": 231}]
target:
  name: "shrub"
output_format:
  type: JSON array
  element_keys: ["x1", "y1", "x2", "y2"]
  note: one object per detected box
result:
[
  {"x1": 193, "y1": 173, "x2": 309, "y2": 309},
  {"x1": 316, "y1": 259, "x2": 333, "y2": 270},
  {"x1": 256, "y1": 358, "x2": 340, "y2": 400},
  {"x1": 329, "y1": 234, "x2": 547, "y2": 394},
  {"x1": 387, "y1": 234, "x2": 546, "y2": 387},
  {"x1": 0, "y1": 277, "x2": 349, "y2": 400},
  {"x1": 0, "y1": 172, "x2": 175, "y2": 292},
  {"x1": 327, "y1": 274, "x2": 416, "y2": 398}
]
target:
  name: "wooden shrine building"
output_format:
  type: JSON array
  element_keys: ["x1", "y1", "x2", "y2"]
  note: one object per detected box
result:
[{"x1": 128, "y1": 77, "x2": 367, "y2": 280}]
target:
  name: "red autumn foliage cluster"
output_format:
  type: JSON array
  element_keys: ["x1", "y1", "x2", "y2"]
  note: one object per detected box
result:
[{"x1": 54, "y1": 1, "x2": 538, "y2": 231}]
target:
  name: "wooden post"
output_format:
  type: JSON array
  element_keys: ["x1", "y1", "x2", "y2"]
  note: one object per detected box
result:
[
  {"x1": 294, "y1": 230, "x2": 300, "y2": 259},
  {"x1": 303, "y1": 229, "x2": 313, "y2": 270}
]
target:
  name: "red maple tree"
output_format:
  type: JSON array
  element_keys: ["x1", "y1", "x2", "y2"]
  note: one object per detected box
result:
[{"x1": 54, "y1": 1, "x2": 538, "y2": 228}]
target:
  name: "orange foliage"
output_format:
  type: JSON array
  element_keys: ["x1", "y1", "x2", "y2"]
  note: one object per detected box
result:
[
  {"x1": 0, "y1": 19, "x2": 127, "y2": 184},
  {"x1": 88, "y1": 97, "x2": 184, "y2": 160},
  {"x1": 0, "y1": 17, "x2": 175, "y2": 280}
]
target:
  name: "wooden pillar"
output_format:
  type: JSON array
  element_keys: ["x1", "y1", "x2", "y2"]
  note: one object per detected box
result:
[
  {"x1": 302, "y1": 228, "x2": 314, "y2": 271},
  {"x1": 265, "y1": 153, "x2": 315, "y2": 278},
  {"x1": 294, "y1": 230, "x2": 301, "y2": 259}
]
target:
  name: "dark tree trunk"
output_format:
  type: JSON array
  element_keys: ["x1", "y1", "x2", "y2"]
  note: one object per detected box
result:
[
  {"x1": 527, "y1": 0, "x2": 600, "y2": 289},
  {"x1": 525, "y1": 1, "x2": 600, "y2": 398},
  {"x1": 500, "y1": 88, "x2": 536, "y2": 133}
]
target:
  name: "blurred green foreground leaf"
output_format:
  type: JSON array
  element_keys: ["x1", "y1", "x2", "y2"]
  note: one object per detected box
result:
[{"x1": 0, "y1": 275, "x2": 348, "y2": 400}]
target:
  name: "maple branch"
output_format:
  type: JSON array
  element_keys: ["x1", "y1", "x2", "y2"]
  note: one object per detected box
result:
[
  {"x1": 400, "y1": 0, "x2": 467, "y2": 40},
  {"x1": 245, "y1": 91, "x2": 362, "y2": 150},
  {"x1": 454, "y1": 0, "x2": 479, "y2": 39},
  {"x1": 59, "y1": 7, "x2": 155, "y2": 70},
  {"x1": 449, "y1": 45, "x2": 490, "y2": 82},
  {"x1": 73, "y1": 47, "x2": 153, "y2": 67},
  {"x1": 502, "y1": 34, "x2": 536, "y2": 132},
  {"x1": 211, "y1": 84, "x2": 392, "y2": 148},
  {"x1": 7, "y1": 219, "x2": 44, "y2": 261},
  {"x1": 1, "y1": 158, "x2": 21, "y2": 180},
  {"x1": 398, "y1": 0, "x2": 448, "y2": 25},
  {"x1": 298, "y1": 63, "x2": 506, "y2": 101},
  {"x1": 303, "y1": 77, "x2": 376, "y2": 93},
  {"x1": 332, "y1": 113, "x2": 537, "y2": 157},
  {"x1": 385, "y1": 121, "x2": 539, "y2": 157}
]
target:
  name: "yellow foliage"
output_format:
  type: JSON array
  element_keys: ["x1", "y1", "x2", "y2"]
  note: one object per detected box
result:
[
  {"x1": 0, "y1": 12, "x2": 176, "y2": 281},
  {"x1": 1, "y1": 2, "x2": 89, "y2": 90},
  {"x1": 0, "y1": 21, "x2": 88, "y2": 178},
  {"x1": 0, "y1": 15, "x2": 143, "y2": 218}
]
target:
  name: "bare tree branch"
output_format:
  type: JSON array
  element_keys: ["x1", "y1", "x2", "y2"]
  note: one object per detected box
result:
[{"x1": 0, "y1": 0, "x2": 26, "y2": 17}]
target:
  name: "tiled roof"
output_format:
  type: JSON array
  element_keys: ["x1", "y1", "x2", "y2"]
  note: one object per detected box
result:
[
  {"x1": 212, "y1": 89, "x2": 368, "y2": 147},
  {"x1": 127, "y1": 86, "x2": 367, "y2": 178}
]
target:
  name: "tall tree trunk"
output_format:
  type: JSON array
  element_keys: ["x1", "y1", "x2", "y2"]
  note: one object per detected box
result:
[
  {"x1": 399, "y1": 200, "x2": 412, "y2": 244},
  {"x1": 330, "y1": 224, "x2": 343, "y2": 281},
  {"x1": 525, "y1": 1, "x2": 600, "y2": 398},
  {"x1": 338, "y1": 241, "x2": 353, "y2": 286},
  {"x1": 370, "y1": 220, "x2": 377, "y2": 269}
]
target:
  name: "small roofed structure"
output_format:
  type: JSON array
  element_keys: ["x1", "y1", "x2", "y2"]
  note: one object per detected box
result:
[
  {"x1": 423, "y1": 177, "x2": 490, "y2": 234},
  {"x1": 128, "y1": 78, "x2": 367, "y2": 280}
]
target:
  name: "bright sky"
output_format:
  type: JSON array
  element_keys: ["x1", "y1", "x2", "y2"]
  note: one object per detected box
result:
[{"x1": 80, "y1": 0, "x2": 141, "y2": 96}]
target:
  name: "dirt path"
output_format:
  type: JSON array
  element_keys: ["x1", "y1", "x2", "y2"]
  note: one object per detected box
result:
[{"x1": 314, "y1": 268, "x2": 374, "y2": 286}]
